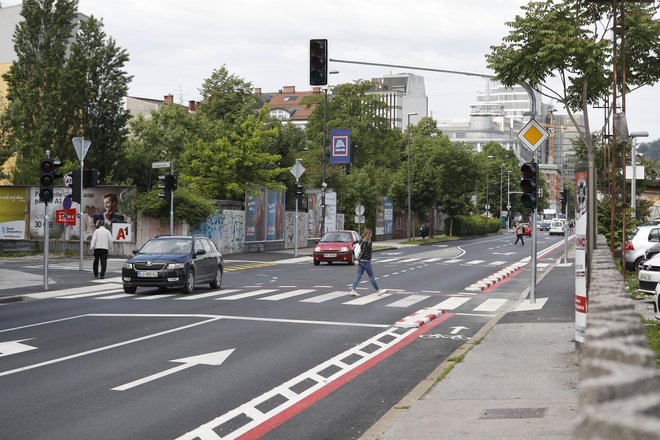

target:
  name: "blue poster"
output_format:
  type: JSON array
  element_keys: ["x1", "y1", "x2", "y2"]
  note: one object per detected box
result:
[{"x1": 330, "y1": 129, "x2": 350, "y2": 164}]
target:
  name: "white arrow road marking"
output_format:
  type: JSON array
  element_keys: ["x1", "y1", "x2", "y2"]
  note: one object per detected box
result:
[
  {"x1": 449, "y1": 326, "x2": 468, "y2": 334},
  {"x1": 0, "y1": 339, "x2": 37, "y2": 357},
  {"x1": 112, "y1": 349, "x2": 235, "y2": 391}
]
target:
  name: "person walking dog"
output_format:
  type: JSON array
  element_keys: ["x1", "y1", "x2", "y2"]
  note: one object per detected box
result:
[
  {"x1": 350, "y1": 228, "x2": 388, "y2": 296},
  {"x1": 90, "y1": 220, "x2": 113, "y2": 279}
]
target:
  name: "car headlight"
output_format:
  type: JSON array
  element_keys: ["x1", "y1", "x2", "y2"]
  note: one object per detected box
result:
[
  {"x1": 314, "y1": 246, "x2": 321, "y2": 252},
  {"x1": 123, "y1": 262, "x2": 133, "y2": 270},
  {"x1": 167, "y1": 263, "x2": 185, "y2": 270},
  {"x1": 340, "y1": 246, "x2": 349, "y2": 252}
]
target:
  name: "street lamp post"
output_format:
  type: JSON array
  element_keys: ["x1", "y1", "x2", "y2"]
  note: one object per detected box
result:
[
  {"x1": 630, "y1": 131, "x2": 649, "y2": 218},
  {"x1": 500, "y1": 164, "x2": 505, "y2": 225},
  {"x1": 507, "y1": 171, "x2": 512, "y2": 230},
  {"x1": 407, "y1": 112, "x2": 418, "y2": 241},
  {"x1": 320, "y1": 70, "x2": 339, "y2": 236},
  {"x1": 485, "y1": 155, "x2": 493, "y2": 218}
]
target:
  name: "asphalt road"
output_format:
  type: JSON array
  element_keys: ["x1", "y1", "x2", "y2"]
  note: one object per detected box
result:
[{"x1": 0, "y1": 232, "x2": 571, "y2": 440}]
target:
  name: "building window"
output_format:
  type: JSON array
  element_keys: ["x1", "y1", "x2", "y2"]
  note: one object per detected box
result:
[{"x1": 283, "y1": 96, "x2": 298, "y2": 102}]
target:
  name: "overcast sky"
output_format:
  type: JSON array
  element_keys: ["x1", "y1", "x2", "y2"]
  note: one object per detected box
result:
[{"x1": 6, "y1": 0, "x2": 660, "y2": 141}]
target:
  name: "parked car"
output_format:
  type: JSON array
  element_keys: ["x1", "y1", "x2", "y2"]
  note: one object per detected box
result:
[
  {"x1": 313, "y1": 230, "x2": 361, "y2": 265},
  {"x1": 122, "y1": 235, "x2": 223, "y2": 294},
  {"x1": 626, "y1": 225, "x2": 660, "y2": 271},
  {"x1": 549, "y1": 220, "x2": 566, "y2": 236},
  {"x1": 655, "y1": 286, "x2": 660, "y2": 320},
  {"x1": 638, "y1": 253, "x2": 660, "y2": 294},
  {"x1": 539, "y1": 221, "x2": 551, "y2": 231},
  {"x1": 640, "y1": 218, "x2": 660, "y2": 227}
]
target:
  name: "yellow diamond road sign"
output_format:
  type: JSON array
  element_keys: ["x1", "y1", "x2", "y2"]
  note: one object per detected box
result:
[{"x1": 517, "y1": 119, "x2": 549, "y2": 152}]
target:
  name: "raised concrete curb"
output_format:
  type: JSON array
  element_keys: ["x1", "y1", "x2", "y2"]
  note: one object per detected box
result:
[{"x1": 575, "y1": 235, "x2": 660, "y2": 440}]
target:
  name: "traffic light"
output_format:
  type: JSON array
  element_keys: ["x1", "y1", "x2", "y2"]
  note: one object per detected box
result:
[
  {"x1": 165, "y1": 174, "x2": 178, "y2": 191},
  {"x1": 520, "y1": 162, "x2": 538, "y2": 209},
  {"x1": 561, "y1": 188, "x2": 569, "y2": 212},
  {"x1": 71, "y1": 169, "x2": 99, "y2": 203},
  {"x1": 158, "y1": 175, "x2": 171, "y2": 208},
  {"x1": 309, "y1": 39, "x2": 328, "y2": 86},
  {"x1": 39, "y1": 158, "x2": 62, "y2": 203},
  {"x1": 295, "y1": 183, "x2": 304, "y2": 201}
]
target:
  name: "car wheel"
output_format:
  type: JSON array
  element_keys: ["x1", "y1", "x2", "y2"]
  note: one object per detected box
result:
[
  {"x1": 183, "y1": 269, "x2": 195, "y2": 294},
  {"x1": 314, "y1": 259, "x2": 320, "y2": 266},
  {"x1": 123, "y1": 285, "x2": 137, "y2": 294},
  {"x1": 210, "y1": 266, "x2": 223, "y2": 289},
  {"x1": 634, "y1": 257, "x2": 644, "y2": 272}
]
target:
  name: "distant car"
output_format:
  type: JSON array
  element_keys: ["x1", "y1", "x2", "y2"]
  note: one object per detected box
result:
[
  {"x1": 539, "y1": 221, "x2": 551, "y2": 231},
  {"x1": 638, "y1": 254, "x2": 660, "y2": 294},
  {"x1": 549, "y1": 220, "x2": 566, "y2": 236},
  {"x1": 122, "y1": 235, "x2": 223, "y2": 294},
  {"x1": 313, "y1": 230, "x2": 361, "y2": 265},
  {"x1": 520, "y1": 223, "x2": 532, "y2": 236},
  {"x1": 626, "y1": 225, "x2": 660, "y2": 271}
]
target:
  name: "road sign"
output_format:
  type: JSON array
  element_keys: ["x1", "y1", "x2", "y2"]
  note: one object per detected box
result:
[
  {"x1": 151, "y1": 161, "x2": 172, "y2": 169},
  {"x1": 63, "y1": 195, "x2": 73, "y2": 210},
  {"x1": 63, "y1": 172, "x2": 73, "y2": 188},
  {"x1": 355, "y1": 215, "x2": 365, "y2": 224},
  {"x1": 517, "y1": 119, "x2": 549, "y2": 152},
  {"x1": 290, "y1": 161, "x2": 305, "y2": 179},
  {"x1": 355, "y1": 204, "x2": 365, "y2": 215},
  {"x1": 72, "y1": 137, "x2": 91, "y2": 161}
]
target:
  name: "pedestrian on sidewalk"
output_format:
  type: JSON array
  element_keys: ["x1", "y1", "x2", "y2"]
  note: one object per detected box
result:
[
  {"x1": 514, "y1": 223, "x2": 525, "y2": 245},
  {"x1": 350, "y1": 228, "x2": 387, "y2": 296},
  {"x1": 90, "y1": 220, "x2": 113, "y2": 279}
]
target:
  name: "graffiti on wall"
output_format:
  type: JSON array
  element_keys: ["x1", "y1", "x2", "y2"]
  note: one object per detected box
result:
[
  {"x1": 285, "y1": 211, "x2": 309, "y2": 249},
  {"x1": 192, "y1": 210, "x2": 245, "y2": 254}
]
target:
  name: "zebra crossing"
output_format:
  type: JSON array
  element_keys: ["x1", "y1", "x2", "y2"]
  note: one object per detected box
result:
[
  {"x1": 53, "y1": 284, "x2": 539, "y2": 313},
  {"x1": 369, "y1": 256, "x2": 508, "y2": 266}
]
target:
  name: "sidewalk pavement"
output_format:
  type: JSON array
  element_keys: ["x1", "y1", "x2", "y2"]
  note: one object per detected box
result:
[{"x1": 363, "y1": 256, "x2": 579, "y2": 440}]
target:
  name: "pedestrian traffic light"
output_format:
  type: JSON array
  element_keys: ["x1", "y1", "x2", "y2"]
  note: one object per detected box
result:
[
  {"x1": 520, "y1": 162, "x2": 538, "y2": 209},
  {"x1": 561, "y1": 188, "x2": 569, "y2": 212},
  {"x1": 309, "y1": 39, "x2": 328, "y2": 86},
  {"x1": 295, "y1": 184, "x2": 304, "y2": 201},
  {"x1": 39, "y1": 158, "x2": 62, "y2": 203}
]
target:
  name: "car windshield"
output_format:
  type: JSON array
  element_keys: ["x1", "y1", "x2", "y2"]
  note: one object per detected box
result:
[
  {"x1": 321, "y1": 232, "x2": 353, "y2": 243},
  {"x1": 139, "y1": 238, "x2": 192, "y2": 254}
]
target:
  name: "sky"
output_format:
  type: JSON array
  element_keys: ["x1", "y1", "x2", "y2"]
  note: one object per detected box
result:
[{"x1": 6, "y1": 0, "x2": 659, "y2": 141}]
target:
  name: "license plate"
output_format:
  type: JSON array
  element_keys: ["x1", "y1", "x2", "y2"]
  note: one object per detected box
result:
[
  {"x1": 324, "y1": 253, "x2": 337, "y2": 258},
  {"x1": 137, "y1": 270, "x2": 159, "y2": 278},
  {"x1": 640, "y1": 273, "x2": 652, "y2": 281}
]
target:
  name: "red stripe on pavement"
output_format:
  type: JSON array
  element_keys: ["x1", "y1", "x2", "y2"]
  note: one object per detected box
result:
[{"x1": 237, "y1": 312, "x2": 455, "y2": 440}]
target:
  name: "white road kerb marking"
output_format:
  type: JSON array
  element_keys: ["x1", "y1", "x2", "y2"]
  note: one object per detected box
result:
[{"x1": 176, "y1": 326, "x2": 418, "y2": 440}]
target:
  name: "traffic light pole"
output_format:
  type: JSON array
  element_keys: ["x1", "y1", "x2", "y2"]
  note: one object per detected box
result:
[
  {"x1": 531, "y1": 207, "x2": 537, "y2": 304},
  {"x1": 79, "y1": 157, "x2": 85, "y2": 271},
  {"x1": 169, "y1": 163, "x2": 174, "y2": 235}
]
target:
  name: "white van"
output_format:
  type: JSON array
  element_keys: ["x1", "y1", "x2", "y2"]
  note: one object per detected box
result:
[{"x1": 549, "y1": 220, "x2": 565, "y2": 236}]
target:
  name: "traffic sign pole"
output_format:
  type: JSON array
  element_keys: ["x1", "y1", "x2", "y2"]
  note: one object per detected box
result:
[
  {"x1": 73, "y1": 137, "x2": 92, "y2": 271},
  {"x1": 290, "y1": 159, "x2": 305, "y2": 257}
]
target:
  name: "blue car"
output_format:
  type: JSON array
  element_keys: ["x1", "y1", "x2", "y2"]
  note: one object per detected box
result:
[{"x1": 122, "y1": 235, "x2": 223, "y2": 294}]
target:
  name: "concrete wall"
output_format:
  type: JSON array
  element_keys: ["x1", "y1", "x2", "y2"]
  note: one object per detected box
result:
[{"x1": 575, "y1": 235, "x2": 660, "y2": 439}]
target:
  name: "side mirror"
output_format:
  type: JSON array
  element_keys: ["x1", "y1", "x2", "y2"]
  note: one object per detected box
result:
[
  {"x1": 132, "y1": 249, "x2": 138, "y2": 255},
  {"x1": 195, "y1": 249, "x2": 206, "y2": 256}
]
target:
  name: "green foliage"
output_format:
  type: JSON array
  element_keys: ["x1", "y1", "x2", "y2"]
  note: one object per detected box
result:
[
  {"x1": 135, "y1": 188, "x2": 215, "y2": 228},
  {"x1": 197, "y1": 65, "x2": 258, "y2": 125},
  {"x1": 444, "y1": 215, "x2": 501, "y2": 236}
]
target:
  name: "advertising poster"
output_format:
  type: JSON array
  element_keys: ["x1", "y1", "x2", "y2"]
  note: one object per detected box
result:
[
  {"x1": 574, "y1": 164, "x2": 588, "y2": 344},
  {"x1": 0, "y1": 187, "x2": 28, "y2": 240},
  {"x1": 30, "y1": 186, "x2": 134, "y2": 241},
  {"x1": 245, "y1": 189, "x2": 284, "y2": 242},
  {"x1": 384, "y1": 197, "x2": 393, "y2": 234}
]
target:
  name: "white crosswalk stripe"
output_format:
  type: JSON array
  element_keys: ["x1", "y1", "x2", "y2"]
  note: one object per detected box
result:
[
  {"x1": 300, "y1": 291, "x2": 347, "y2": 303},
  {"x1": 174, "y1": 289, "x2": 240, "y2": 300},
  {"x1": 434, "y1": 297, "x2": 471, "y2": 310},
  {"x1": 258, "y1": 289, "x2": 315, "y2": 301},
  {"x1": 343, "y1": 292, "x2": 392, "y2": 305},
  {"x1": 464, "y1": 260, "x2": 485, "y2": 265},
  {"x1": 473, "y1": 298, "x2": 508, "y2": 312},
  {"x1": 386, "y1": 294, "x2": 430, "y2": 308},
  {"x1": 215, "y1": 289, "x2": 277, "y2": 300},
  {"x1": 489, "y1": 261, "x2": 507, "y2": 266}
]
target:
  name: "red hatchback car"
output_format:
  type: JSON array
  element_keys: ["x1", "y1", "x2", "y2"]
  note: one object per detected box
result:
[{"x1": 313, "y1": 230, "x2": 361, "y2": 265}]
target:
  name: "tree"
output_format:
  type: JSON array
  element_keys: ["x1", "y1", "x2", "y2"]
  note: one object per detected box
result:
[
  {"x1": 64, "y1": 15, "x2": 132, "y2": 183},
  {"x1": 1, "y1": 0, "x2": 77, "y2": 184},
  {"x1": 197, "y1": 66, "x2": 258, "y2": 125},
  {"x1": 486, "y1": 0, "x2": 660, "y2": 251}
]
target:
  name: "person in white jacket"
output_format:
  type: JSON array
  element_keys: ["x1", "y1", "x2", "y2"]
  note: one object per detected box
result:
[{"x1": 90, "y1": 221, "x2": 113, "y2": 279}]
